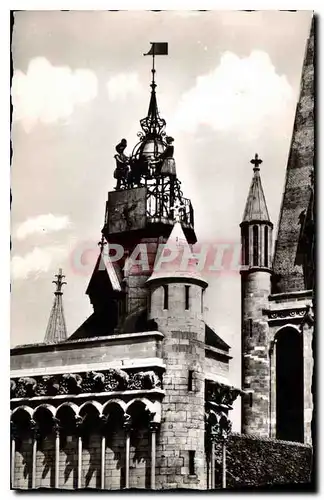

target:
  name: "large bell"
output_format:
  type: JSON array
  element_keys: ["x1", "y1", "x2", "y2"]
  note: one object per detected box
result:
[{"x1": 140, "y1": 138, "x2": 165, "y2": 160}]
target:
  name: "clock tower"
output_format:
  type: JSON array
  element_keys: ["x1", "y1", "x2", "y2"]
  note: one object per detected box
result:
[{"x1": 71, "y1": 49, "x2": 197, "y2": 338}]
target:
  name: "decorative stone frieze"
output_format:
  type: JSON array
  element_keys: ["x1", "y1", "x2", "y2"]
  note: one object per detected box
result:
[
  {"x1": 10, "y1": 368, "x2": 162, "y2": 399},
  {"x1": 205, "y1": 380, "x2": 241, "y2": 409}
]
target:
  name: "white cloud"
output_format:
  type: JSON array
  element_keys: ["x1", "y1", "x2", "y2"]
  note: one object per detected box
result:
[
  {"x1": 12, "y1": 57, "x2": 98, "y2": 132},
  {"x1": 170, "y1": 51, "x2": 293, "y2": 136},
  {"x1": 106, "y1": 72, "x2": 141, "y2": 101},
  {"x1": 11, "y1": 245, "x2": 69, "y2": 280},
  {"x1": 15, "y1": 214, "x2": 71, "y2": 240}
]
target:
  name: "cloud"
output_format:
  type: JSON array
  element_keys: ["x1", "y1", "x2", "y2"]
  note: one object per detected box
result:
[
  {"x1": 170, "y1": 51, "x2": 293, "y2": 136},
  {"x1": 106, "y1": 72, "x2": 141, "y2": 101},
  {"x1": 12, "y1": 57, "x2": 98, "y2": 132},
  {"x1": 11, "y1": 244, "x2": 70, "y2": 280},
  {"x1": 15, "y1": 214, "x2": 71, "y2": 240}
]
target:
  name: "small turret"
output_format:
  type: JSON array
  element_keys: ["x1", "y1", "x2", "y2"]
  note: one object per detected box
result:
[
  {"x1": 240, "y1": 155, "x2": 273, "y2": 436},
  {"x1": 146, "y1": 213, "x2": 208, "y2": 487}
]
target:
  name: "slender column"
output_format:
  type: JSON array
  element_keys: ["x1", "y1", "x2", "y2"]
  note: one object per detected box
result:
[
  {"x1": 123, "y1": 414, "x2": 132, "y2": 489},
  {"x1": 30, "y1": 420, "x2": 38, "y2": 489},
  {"x1": 149, "y1": 422, "x2": 159, "y2": 490},
  {"x1": 222, "y1": 440, "x2": 226, "y2": 489},
  {"x1": 77, "y1": 436, "x2": 82, "y2": 488},
  {"x1": 53, "y1": 419, "x2": 60, "y2": 489},
  {"x1": 210, "y1": 439, "x2": 215, "y2": 490},
  {"x1": 100, "y1": 416, "x2": 108, "y2": 490},
  {"x1": 76, "y1": 416, "x2": 84, "y2": 489},
  {"x1": 269, "y1": 340, "x2": 277, "y2": 438},
  {"x1": 11, "y1": 422, "x2": 17, "y2": 488}
]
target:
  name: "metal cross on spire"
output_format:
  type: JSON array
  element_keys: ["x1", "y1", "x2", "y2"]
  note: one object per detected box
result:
[
  {"x1": 98, "y1": 234, "x2": 107, "y2": 252},
  {"x1": 250, "y1": 153, "x2": 263, "y2": 172},
  {"x1": 53, "y1": 268, "x2": 67, "y2": 295}
]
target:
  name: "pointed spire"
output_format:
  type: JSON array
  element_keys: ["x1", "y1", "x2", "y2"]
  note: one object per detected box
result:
[
  {"x1": 242, "y1": 154, "x2": 270, "y2": 222},
  {"x1": 147, "y1": 221, "x2": 207, "y2": 286},
  {"x1": 44, "y1": 269, "x2": 67, "y2": 344},
  {"x1": 272, "y1": 17, "x2": 314, "y2": 292}
]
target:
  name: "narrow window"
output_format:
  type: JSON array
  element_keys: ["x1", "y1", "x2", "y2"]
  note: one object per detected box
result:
[
  {"x1": 163, "y1": 285, "x2": 168, "y2": 310},
  {"x1": 185, "y1": 285, "x2": 190, "y2": 310},
  {"x1": 249, "y1": 318, "x2": 253, "y2": 338},
  {"x1": 189, "y1": 451, "x2": 195, "y2": 475},
  {"x1": 201, "y1": 289, "x2": 204, "y2": 314},
  {"x1": 244, "y1": 233, "x2": 249, "y2": 266},
  {"x1": 264, "y1": 226, "x2": 269, "y2": 267},
  {"x1": 253, "y1": 225, "x2": 259, "y2": 266},
  {"x1": 249, "y1": 393, "x2": 253, "y2": 408},
  {"x1": 188, "y1": 370, "x2": 194, "y2": 391}
]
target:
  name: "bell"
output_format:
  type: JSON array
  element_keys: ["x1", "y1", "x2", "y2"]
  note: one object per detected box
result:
[{"x1": 141, "y1": 138, "x2": 165, "y2": 159}]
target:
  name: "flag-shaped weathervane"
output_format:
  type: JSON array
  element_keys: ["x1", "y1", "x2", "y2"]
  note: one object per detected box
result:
[{"x1": 144, "y1": 42, "x2": 168, "y2": 56}]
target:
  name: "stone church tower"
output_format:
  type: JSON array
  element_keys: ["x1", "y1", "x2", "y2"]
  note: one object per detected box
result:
[{"x1": 240, "y1": 17, "x2": 314, "y2": 445}]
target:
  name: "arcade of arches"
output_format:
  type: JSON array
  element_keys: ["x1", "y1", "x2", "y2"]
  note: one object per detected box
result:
[{"x1": 11, "y1": 398, "x2": 160, "y2": 490}]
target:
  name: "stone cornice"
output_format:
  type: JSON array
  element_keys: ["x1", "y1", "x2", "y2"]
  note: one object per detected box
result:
[
  {"x1": 11, "y1": 331, "x2": 164, "y2": 354},
  {"x1": 205, "y1": 344, "x2": 232, "y2": 360},
  {"x1": 268, "y1": 289, "x2": 313, "y2": 302},
  {"x1": 263, "y1": 306, "x2": 308, "y2": 324},
  {"x1": 10, "y1": 358, "x2": 166, "y2": 379}
]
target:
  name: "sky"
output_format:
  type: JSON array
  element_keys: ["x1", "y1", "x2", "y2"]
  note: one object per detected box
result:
[{"x1": 11, "y1": 10, "x2": 312, "y2": 430}]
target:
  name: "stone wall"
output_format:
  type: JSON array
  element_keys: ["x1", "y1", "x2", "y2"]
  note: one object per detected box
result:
[
  {"x1": 11, "y1": 332, "x2": 164, "y2": 374},
  {"x1": 241, "y1": 270, "x2": 271, "y2": 436}
]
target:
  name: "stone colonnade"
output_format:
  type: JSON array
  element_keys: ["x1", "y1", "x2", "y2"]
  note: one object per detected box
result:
[{"x1": 11, "y1": 398, "x2": 160, "y2": 490}]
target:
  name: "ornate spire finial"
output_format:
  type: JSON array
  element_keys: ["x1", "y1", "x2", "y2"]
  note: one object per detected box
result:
[
  {"x1": 140, "y1": 43, "x2": 168, "y2": 138},
  {"x1": 250, "y1": 153, "x2": 263, "y2": 172},
  {"x1": 53, "y1": 268, "x2": 67, "y2": 295}
]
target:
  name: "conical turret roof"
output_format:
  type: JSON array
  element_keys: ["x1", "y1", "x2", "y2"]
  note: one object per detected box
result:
[
  {"x1": 242, "y1": 154, "x2": 270, "y2": 223},
  {"x1": 147, "y1": 221, "x2": 207, "y2": 287}
]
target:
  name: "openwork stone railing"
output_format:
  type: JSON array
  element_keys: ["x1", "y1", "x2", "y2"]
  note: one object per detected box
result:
[{"x1": 11, "y1": 369, "x2": 162, "y2": 399}]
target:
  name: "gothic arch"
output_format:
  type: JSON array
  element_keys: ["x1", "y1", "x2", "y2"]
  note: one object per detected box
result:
[
  {"x1": 32, "y1": 404, "x2": 56, "y2": 419},
  {"x1": 126, "y1": 398, "x2": 161, "y2": 423},
  {"x1": 11, "y1": 405, "x2": 33, "y2": 419},
  {"x1": 102, "y1": 399, "x2": 126, "y2": 416},
  {"x1": 79, "y1": 400, "x2": 103, "y2": 417},
  {"x1": 56, "y1": 402, "x2": 79, "y2": 417},
  {"x1": 275, "y1": 325, "x2": 304, "y2": 442}
]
